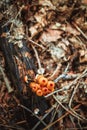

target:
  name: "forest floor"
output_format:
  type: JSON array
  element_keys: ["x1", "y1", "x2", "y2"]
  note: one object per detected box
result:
[{"x1": 0, "y1": 0, "x2": 87, "y2": 130}]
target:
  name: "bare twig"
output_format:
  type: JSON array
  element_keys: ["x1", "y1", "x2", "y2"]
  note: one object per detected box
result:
[
  {"x1": 32, "y1": 104, "x2": 56, "y2": 130},
  {"x1": 0, "y1": 66, "x2": 13, "y2": 93},
  {"x1": 9, "y1": 5, "x2": 24, "y2": 32},
  {"x1": 72, "y1": 22, "x2": 87, "y2": 40},
  {"x1": 31, "y1": 45, "x2": 45, "y2": 74},
  {"x1": 28, "y1": 39, "x2": 45, "y2": 49},
  {"x1": 76, "y1": 36, "x2": 86, "y2": 48},
  {"x1": 16, "y1": 120, "x2": 27, "y2": 125},
  {"x1": 44, "y1": 88, "x2": 65, "y2": 98},
  {"x1": 48, "y1": 63, "x2": 62, "y2": 80},
  {"x1": 63, "y1": 68, "x2": 87, "y2": 91},
  {"x1": 53, "y1": 95, "x2": 83, "y2": 121},
  {"x1": 43, "y1": 104, "x2": 81, "y2": 130},
  {"x1": 54, "y1": 63, "x2": 70, "y2": 83},
  {"x1": 0, "y1": 123, "x2": 25, "y2": 130},
  {"x1": 49, "y1": 104, "x2": 59, "y2": 123},
  {"x1": 69, "y1": 82, "x2": 80, "y2": 108},
  {"x1": 18, "y1": 104, "x2": 47, "y2": 127}
]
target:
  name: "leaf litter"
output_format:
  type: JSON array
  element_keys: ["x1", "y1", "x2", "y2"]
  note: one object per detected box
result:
[{"x1": 0, "y1": 0, "x2": 87, "y2": 130}]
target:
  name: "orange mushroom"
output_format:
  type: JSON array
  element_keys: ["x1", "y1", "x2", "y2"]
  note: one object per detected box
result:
[
  {"x1": 29, "y1": 82, "x2": 40, "y2": 89},
  {"x1": 36, "y1": 89, "x2": 43, "y2": 96},
  {"x1": 36, "y1": 75, "x2": 44, "y2": 81},
  {"x1": 32, "y1": 86, "x2": 38, "y2": 92},
  {"x1": 48, "y1": 88, "x2": 54, "y2": 93},
  {"x1": 29, "y1": 82, "x2": 35, "y2": 88},
  {"x1": 38, "y1": 77, "x2": 48, "y2": 86},
  {"x1": 47, "y1": 81, "x2": 55, "y2": 91},
  {"x1": 42, "y1": 87, "x2": 49, "y2": 95}
]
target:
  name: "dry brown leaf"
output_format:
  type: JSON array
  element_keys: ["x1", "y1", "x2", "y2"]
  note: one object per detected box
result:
[
  {"x1": 40, "y1": 29, "x2": 62, "y2": 42},
  {"x1": 58, "y1": 5, "x2": 68, "y2": 12},
  {"x1": 49, "y1": 44, "x2": 65, "y2": 62},
  {"x1": 61, "y1": 23, "x2": 80, "y2": 36},
  {"x1": 34, "y1": 14, "x2": 47, "y2": 27},
  {"x1": 29, "y1": 23, "x2": 41, "y2": 37},
  {"x1": 34, "y1": 9, "x2": 47, "y2": 27},
  {"x1": 65, "y1": 23, "x2": 80, "y2": 36},
  {"x1": 82, "y1": 0, "x2": 87, "y2": 4},
  {"x1": 29, "y1": 23, "x2": 43, "y2": 38},
  {"x1": 49, "y1": 22, "x2": 61, "y2": 29},
  {"x1": 29, "y1": 26, "x2": 37, "y2": 37},
  {"x1": 39, "y1": 0, "x2": 55, "y2": 9}
]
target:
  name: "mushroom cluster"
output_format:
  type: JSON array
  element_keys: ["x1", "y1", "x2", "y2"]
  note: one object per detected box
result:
[{"x1": 29, "y1": 75, "x2": 55, "y2": 96}]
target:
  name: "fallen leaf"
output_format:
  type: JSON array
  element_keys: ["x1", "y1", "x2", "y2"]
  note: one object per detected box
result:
[
  {"x1": 29, "y1": 26, "x2": 37, "y2": 37},
  {"x1": 40, "y1": 29, "x2": 62, "y2": 42},
  {"x1": 29, "y1": 23, "x2": 42, "y2": 37},
  {"x1": 34, "y1": 13, "x2": 47, "y2": 27},
  {"x1": 49, "y1": 43, "x2": 65, "y2": 62},
  {"x1": 82, "y1": 0, "x2": 87, "y2": 4},
  {"x1": 39, "y1": 0, "x2": 55, "y2": 9},
  {"x1": 61, "y1": 23, "x2": 80, "y2": 36}
]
